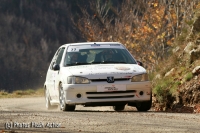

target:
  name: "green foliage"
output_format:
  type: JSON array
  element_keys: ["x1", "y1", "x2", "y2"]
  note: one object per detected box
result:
[
  {"x1": 185, "y1": 72, "x2": 193, "y2": 81},
  {"x1": 153, "y1": 84, "x2": 164, "y2": 102},
  {"x1": 153, "y1": 78, "x2": 173, "y2": 103},
  {"x1": 153, "y1": 76, "x2": 182, "y2": 104},
  {"x1": 169, "y1": 81, "x2": 181, "y2": 95},
  {"x1": 153, "y1": 55, "x2": 195, "y2": 107},
  {"x1": 177, "y1": 34, "x2": 186, "y2": 43},
  {"x1": 148, "y1": 72, "x2": 155, "y2": 81},
  {"x1": 185, "y1": 20, "x2": 195, "y2": 26},
  {"x1": 181, "y1": 28, "x2": 188, "y2": 34},
  {"x1": 180, "y1": 28, "x2": 189, "y2": 42},
  {"x1": 180, "y1": 67, "x2": 186, "y2": 72}
]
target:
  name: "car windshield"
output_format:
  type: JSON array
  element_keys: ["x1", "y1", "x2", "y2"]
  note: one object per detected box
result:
[{"x1": 64, "y1": 48, "x2": 137, "y2": 66}]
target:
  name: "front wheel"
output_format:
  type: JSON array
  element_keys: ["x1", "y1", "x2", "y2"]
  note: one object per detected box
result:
[
  {"x1": 136, "y1": 96, "x2": 152, "y2": 112},
  {"x1": 59, "y1": 83, "x2": 75, "y2": 111}
]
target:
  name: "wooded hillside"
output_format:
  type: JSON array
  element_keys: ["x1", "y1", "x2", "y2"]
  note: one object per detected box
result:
[{"x1": 0, "y1": 0, "x2": 199, "y2": 91}]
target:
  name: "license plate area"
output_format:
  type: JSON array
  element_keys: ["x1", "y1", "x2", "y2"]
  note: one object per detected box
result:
[{"x1": 97, "y1": 85, "x2": 126, "y2": 92}]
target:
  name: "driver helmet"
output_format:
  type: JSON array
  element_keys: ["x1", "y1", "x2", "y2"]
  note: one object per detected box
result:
[
  {"x1": 70, "y1": 52, "x2": 79, "y2": 63},
  {"x1": 102, "y1": 49, "x2": 114, "y2": 61}
]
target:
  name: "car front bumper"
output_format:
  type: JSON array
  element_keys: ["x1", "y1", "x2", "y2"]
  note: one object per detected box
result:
[{"x1": 62, "y1": 81, "x2": 151, "y2": 105}]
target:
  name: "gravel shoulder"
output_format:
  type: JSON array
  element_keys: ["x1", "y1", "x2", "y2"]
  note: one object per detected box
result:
[{"x1": 0, "y1": 97, "x2": 200, "y2": 133}]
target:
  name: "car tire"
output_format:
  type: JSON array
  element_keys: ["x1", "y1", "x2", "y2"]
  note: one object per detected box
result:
[
  {"x1": 45, "y1": 88, "x2": 57, "y2": 110},
  {"x1": 59, "y1": 83, "x2": 75, "y2": 111},
  {"x1": 113, "y1": 105, "x2": 125, "y2": 111},
  {"x1": 136, "y1": 95, "x2": 152, "y2": 112}
]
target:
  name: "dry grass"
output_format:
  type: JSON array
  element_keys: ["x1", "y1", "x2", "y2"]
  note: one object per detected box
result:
[{"x1": 0, "y1": 88, "x2": 44, "y2": 98}]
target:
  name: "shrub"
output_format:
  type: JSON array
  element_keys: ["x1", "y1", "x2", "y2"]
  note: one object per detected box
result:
[
  {"x1": 169, "y1": 81, "x2": 181, "y2": 95},
  {"x1": 13, "y1": 89, "x2": 35, "y2": 96},
  {"x1": 0, "y1": 90, "x2": 8, "y2": 95},
  {"x1": 185, "y1": 72, "x2": 193, "y2": 81},
  {"x1": 153, "y1": 78, "x2": 173, "y2": 103}
]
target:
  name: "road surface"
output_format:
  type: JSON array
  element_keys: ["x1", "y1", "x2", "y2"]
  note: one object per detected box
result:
[{"x1": 0, "y1": 97, "x2": 200, "y2": 133}]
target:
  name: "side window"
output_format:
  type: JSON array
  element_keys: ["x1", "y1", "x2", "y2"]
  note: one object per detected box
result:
[
  {"x1": 55, "y1": 48, "x2": 65, "y2": 65},
  {"x1": 50, "y1": 48, "x2": 65, "y2": 69}
]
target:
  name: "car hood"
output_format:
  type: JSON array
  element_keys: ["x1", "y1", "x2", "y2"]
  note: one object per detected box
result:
[{"x1": 64, "y1": 64, "x2": 146, "y2": 79}]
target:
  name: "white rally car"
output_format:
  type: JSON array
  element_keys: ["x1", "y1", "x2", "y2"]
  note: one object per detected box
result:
[{"x1": 44, "y1": 42, "x2": 152, "y2": 111}]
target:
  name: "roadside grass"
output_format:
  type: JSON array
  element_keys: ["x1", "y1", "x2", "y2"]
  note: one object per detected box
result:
[
  {"x1": 0, "y1": 88, "x2": 44, "y2": 98},
  {"x1": 185, "y1": 72, "x2": 193, "y2": 81},
  {"x1": 153, "y1": 78, "x2": 173, "y2": 103},
  {"x1": 152, "y1": 45, "x2": 194, "y2": 107},
  {"x1": 151, "y1": 51, "x2": 188, "y2": 104},
  {"x1": 151, "y1": 15, "x2": 199, "y2": 110}
]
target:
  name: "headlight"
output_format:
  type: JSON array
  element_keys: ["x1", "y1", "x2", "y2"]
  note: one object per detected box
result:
[
  {"x1": 131, "y1": 73, "x2": 149, "y2": 82},
  {"x1": 67, "y1": 76, "x2": 90, "y2": 84}
]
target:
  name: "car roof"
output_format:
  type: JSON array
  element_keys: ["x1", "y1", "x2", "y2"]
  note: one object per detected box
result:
[{"x1": 62, "y1": 42, "x2": 123, "y2": 47}]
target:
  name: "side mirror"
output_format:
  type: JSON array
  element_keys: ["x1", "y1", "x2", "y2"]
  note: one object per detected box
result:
[
  {"x1": 53, "y1": 64, "x2": 60, "y2": 71},
  {"x1": 137, "y1": 60, "x2": 143, "y2": 67}
]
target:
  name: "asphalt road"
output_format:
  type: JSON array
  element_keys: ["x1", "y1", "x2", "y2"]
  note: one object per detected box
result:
[{"x1": 0, "y1": 97, "x2": 200, "y2": 133}]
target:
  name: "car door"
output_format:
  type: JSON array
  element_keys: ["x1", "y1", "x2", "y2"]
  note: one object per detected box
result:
[
  {"x1": 53, "y1": 47, "x2": 65, "y2": 100},
  {"x1": 48, "y1": 47, "x2": 65, "y2": 100}
]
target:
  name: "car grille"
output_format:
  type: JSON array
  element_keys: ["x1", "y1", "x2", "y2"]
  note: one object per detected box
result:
[
  {"x1": 91, "y1": 78, "x2": 130, "y2": 82},
  {"x1": 86, "y1": 90, "x2": 136, "y2": 99}
]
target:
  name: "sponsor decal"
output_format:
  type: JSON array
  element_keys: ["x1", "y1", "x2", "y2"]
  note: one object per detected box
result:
[
  {"x1": 68, "y1": 65, "x2": 89, "y2": 69},
  {"x1": 97, "y1": 84, "x2": 126, "y2": 92},
  {"x1": 86, "y1": 66, "x2": 112, "y2": 70},
  {"x1": 105, "y1": 87, "x2": 118, "y2": 91},
  {"x1": 89, "y1": 72, "x2": 108, "y2": 75},
  {"x1": 115, "y1": 66, "x2": 130, "y2": 71}
]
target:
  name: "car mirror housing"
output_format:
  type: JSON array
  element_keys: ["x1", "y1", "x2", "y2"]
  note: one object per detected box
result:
[
  {"x1": 53, "y1": 64, "x2": 60, "y2": 71},
  {"x1": 137, "y1": 60, "x2": 143, "y2": 67}
]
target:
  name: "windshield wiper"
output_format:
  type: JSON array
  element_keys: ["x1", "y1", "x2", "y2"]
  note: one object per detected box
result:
[
  {"x1": 103, "y1": 61, "x2": 127, "y2": 64},
  {"x1": 92, "y1": 61, "x2": 127, "y2": 64},
  {"x1": 75, "y1": 62, "x2": 92, "y2": 65},
  {"x1": 92, "y1": 62, "x2": 102, "y2": 64},
  {"x1": 66, "y1": 61, "x2": 127, "y2": 66},
  {"x1": 66, "y1": 62, "x2": 92, "y2": 66},
  {"x1": 66, "y1": 64, "x2": 76, "y2": 66}
]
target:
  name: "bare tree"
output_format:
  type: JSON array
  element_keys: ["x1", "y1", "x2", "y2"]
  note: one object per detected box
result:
[{"x1": 71, "y1": 0, "x2": 199, "y2": 70}]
